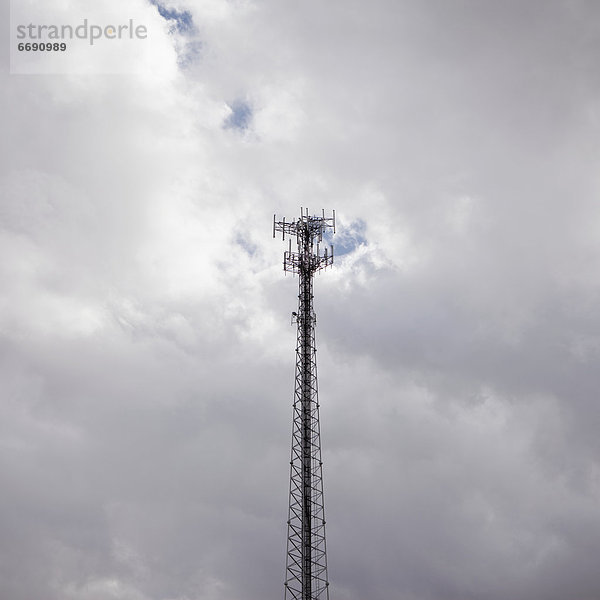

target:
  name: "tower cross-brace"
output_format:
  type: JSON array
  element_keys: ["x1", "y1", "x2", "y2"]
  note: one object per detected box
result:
[{"x1": 274, "y1": 208, "x2": 335, "y2": 600}]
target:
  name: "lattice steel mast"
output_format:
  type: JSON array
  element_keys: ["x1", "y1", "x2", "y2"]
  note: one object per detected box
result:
[{"x1": 274, "y1": 208, "x2": 335, "y2": 600}]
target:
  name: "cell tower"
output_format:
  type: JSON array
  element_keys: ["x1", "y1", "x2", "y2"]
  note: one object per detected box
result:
[{"x1": 273, "y1": 208, "x2": 335, "y2": 600}]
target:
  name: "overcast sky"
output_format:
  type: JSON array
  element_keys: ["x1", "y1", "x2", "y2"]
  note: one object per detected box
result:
[{"x1": 3, "y1": 1, "x2": 600, "y2": 599}]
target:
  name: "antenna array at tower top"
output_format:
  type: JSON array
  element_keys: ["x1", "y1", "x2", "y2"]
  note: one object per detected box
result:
[{"x1": 273, "y1": 208, "x2": 336, "y2": 275}]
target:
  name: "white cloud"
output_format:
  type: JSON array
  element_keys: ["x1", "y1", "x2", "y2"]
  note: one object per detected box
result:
[{"x1": 4, "y1": 1, "x2": 600, "y2": 599}]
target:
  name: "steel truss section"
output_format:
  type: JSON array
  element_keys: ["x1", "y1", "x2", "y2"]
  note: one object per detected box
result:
[{"x1": 274, "y1": 208, "x2": 335, "y2": 600}]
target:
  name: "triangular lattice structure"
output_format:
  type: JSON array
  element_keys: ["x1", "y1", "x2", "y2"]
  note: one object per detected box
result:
[{"x1": 274, "y1": 209, "x2": 335, "y2": 600}]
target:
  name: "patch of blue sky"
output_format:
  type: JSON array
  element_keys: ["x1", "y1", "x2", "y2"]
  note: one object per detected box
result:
[
  {"x1": 235, "y1": 233, "x2": 258, "y2": 257},
  {"x1": 224, "y1": 100, "x2": 252, "y2": 131},
  {"x1": 331, "y1": 218, "x2": 367, "y2": 255},
  {"x1": 149, "y1": 0, "x2": 196, "y2": 34},
  {"x1": 148, "y1": 1, "x2": 201, "y2": 67}
]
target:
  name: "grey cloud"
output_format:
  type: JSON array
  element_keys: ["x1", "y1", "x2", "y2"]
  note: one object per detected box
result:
[{"x1": 3, "y1": 1, "x2": 600, "y2": 599}]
